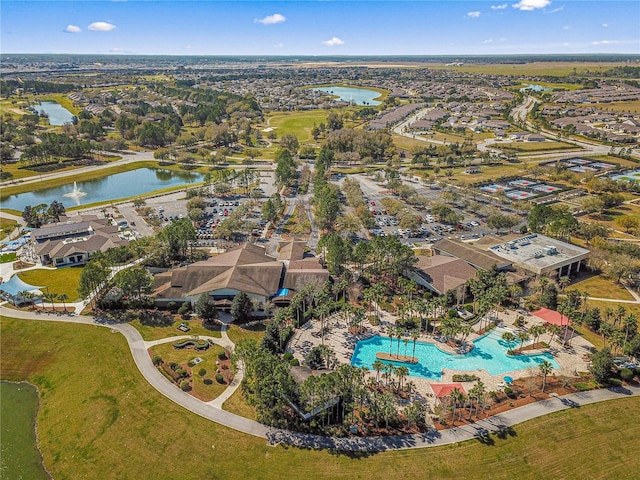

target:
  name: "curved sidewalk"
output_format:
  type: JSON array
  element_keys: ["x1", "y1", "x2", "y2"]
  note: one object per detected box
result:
[{"x1": 2, "y1": 305, "x2": 639, "y2": 452}]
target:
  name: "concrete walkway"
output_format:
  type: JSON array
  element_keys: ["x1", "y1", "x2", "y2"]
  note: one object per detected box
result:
[{"x1": 2, "y1": 304, "x2": 639, "y2": 451}]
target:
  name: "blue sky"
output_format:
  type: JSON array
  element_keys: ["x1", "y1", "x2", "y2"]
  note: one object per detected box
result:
[{"x1": 2, "y1": 1, "x2": 639, "y2": 55}]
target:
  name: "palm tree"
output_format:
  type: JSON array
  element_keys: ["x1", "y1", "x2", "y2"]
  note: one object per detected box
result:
[
  {"x1": 530, "y1": 325, "x2": 544, "y2": 346},
  {"x1": 501, "y1": 331, "x2": 516, "y2": 354},
  {"x1": 410, "y1": 329, "x2": 420, "y2": 361},
  {"x1": 57, "y1": 293, "x2": 69, "y2": 313},
  {"x1": 402, "y1": 336, "x2": 409, "y2": 358},
  {"x1": 516, "y1": 331, "x2": 530, "y2": 353},
  {"x1": 386, "y1": 325, "x2": 395, "y2": 355},
  {"x1": 623, "y1": 314, "x2": 638, "y2": 353},
  {"x1": 539, "y1": 360, "x2": 553, "y2": 392},
  {"x1": 395, "y1": 326, "x2": 403, "y2": 359},
  {"x1": 372, "y1": 360, "x2": 384, "y2": 385},
  {"x1": 395, "y1": 366, "x2": 409, "y2": 393},
  {"x1": 43, "y1": 292, "x2": 57, "y2": 313},
  {"x1": 383, "y1": 363, "x2": 395, "y2": 387},
  {"x1": 449, "y1": 387, "x2": 464, "y2": 426},
  {"x1": 547, "y1": 324, "x2": 562, "y2": 345}
]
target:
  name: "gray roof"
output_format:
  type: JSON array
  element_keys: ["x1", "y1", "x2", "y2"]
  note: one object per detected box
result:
[{"x1": 487, "y1": 234, "x2": 590, "y2": 275}]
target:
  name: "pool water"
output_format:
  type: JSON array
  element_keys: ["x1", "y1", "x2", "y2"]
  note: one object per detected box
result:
[{"x1": 350, "y1": 327, "x2": 558, "y2": 380}]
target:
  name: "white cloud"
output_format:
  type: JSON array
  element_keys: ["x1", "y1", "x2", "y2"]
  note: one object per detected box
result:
[
  {"x1": 491, "y1": 3, "x2": 508, "y2": 9},
  {"x1": 602, "y1": 23, "x2": 609, "y2": 27},
  {"x1": 592, "y1": 40, "x2": 621, "y2": 45},
  {"x1": 483, "y1": 37, "x2": 506, "y2": 44},
  {"x1": 322, "y1": 36, "x2": 344, "y2": 47},
  {"x1": 184, "y1": 45, "x2": 193, "y2": 50},
  {"x1": 563, "y1": 25, "x2": 570, "y2": 30},
  {"x1": 65, "y1": 24, "x2": 81, "y2": 33},
  {"x1": 274, "y1": 43, "x2": 284, "y2": 48},
  {"x1": 467, "y1": 11, "x2": 481, "y2": 18},
  {"x1": 512, "y1": 0, "x2": 551, "y2": 11},
  {"x1": 255, "y1": 13, "x2": 286, "y2": 25},
  {"x1": 88, "y1": 21, "x2": 116, "y2": 31},
  {"x1": 548, "y1": 6, "x2": 564, "y2": 13},
  {"x1": 109, "y1": 47, "x2": 131, "y2": 53}
]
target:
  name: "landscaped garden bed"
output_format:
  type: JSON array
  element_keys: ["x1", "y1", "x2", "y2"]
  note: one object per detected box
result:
[{"x1": 149, "y1": 343, "x2": 232, "y2": 402}]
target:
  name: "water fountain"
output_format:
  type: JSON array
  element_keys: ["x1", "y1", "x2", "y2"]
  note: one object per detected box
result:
[{"x1": 63, "y1": 181, "x2": 87, "y2": 204}]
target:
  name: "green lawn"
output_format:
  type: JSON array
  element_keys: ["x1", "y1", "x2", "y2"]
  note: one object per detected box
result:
[
  {"x1": 566, "y1": 274, "x2": 635, "y2": 301},
  {"x1": 0, "y1": 381, "x2": 49, "y2": 480},
  {"x1": 497, "y1": 141, "x2": 577, "y2": 153},
  {"x1": 222, "y1": 387, "x2": 258, "y2": 420},
  {"x1": 149, "y1": 342, "x2": 228, "y2": 401},
  {"x1": 226, "y1": 322, "x2": 266, "y2": 345},
  {"x1": 0, "y1": 252, "x2": 17, "y2": 263},
  {"x1": 129, "y1": 317, "x2": 222, "y2": 341},
  {"x1": 2, "y1": 316, "x2": 640, "y2": 480},
  {"x1": 265, "y1": 110, "x2": 333, "y2": 143},
  {"x1": 18, "y1": 266, "x2": 83, "y2": 301}
]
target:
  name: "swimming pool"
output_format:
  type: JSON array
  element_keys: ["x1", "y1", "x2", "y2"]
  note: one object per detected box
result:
[{"x1": 350, "y1": 328, "x2": 559, "y2": 380}]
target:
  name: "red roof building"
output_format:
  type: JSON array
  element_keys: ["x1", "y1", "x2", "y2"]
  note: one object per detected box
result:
[{"x1": 531, "y1": 307, "x2": 568, "y2": 326}]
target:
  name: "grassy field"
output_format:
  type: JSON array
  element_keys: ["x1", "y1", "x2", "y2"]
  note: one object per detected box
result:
[
  {"x1": 566, "y1": 274, "x2": 635, "y2": 301},
  {"x1": 222, "y1": 387, "x2": 258, "y2": 420},
  {"x1": 149, "y1": 342, "x2": 228, "y2": 401},
  {"x1": 0, "y1": 381, "x2": 50, "y2": 480},
  {"x1": 497, "y1": 141, "x2": 577, "y2": 153},
  {"x1": 129, "y1": 317, "x2": 222, "y2": 341},
  {"x1": 18, "y1": 267, "x2": 83, "y2": 301},
  {"x1": 578, "y1": 100, "x2": 640, "y2": 114},
  {"x1": 427, "y1": 62, "x2": 628, "y2": 77},
  {"x1": 2, "y1": 316, "x2": 640, "y2": 479},
  {"x1": 226, "y1": 322, "x2": 266, "y2": 345},
  {"x1": 583, "y1": 203, "x2": 640, "y2": 232},
  {"x1": 265, "y1": 110, "x2": 333, "y2": 143},
  {"x1": 0, "y1": 252, "x2": 17, "y2": 263}
]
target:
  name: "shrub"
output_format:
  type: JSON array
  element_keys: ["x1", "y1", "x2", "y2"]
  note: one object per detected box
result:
[
  {"x1": 619, "y1": 368, "x2": 634, "y2": 382},
  {"x1": 218, "y1": 352, "x2": 227, "y2": 360},
  {"x1": 198, "y1": 368, "x2": 207, "y2": 377},
  {"x1": 203, "y1": 378, "x2": 213, "y2": 385},
  {"x1": 215, "y1": 373, "x2": 225, "y2": 384},
  {"x1": 503, "y1": 387, "x2": 513, "y2": 396},
  {"x1": 369, "y1": 315, "x2": 380, "y2": 326},
  {"x1": 180, "y1": 380, "x2": 191, "y2": 391},
  {"x1": 152, "y1": 355, "x2": 163, "y2": 366},
  {"x1": 290, "y1": 358, "x2": 300, "y2": 366},
  {"x1": 608, "y1": 378, "x2": 622, "y2": 387},
  {"x1": 283, "y1": 352, "x2": 293, "y2": 361},
  {"x1": 452, "y1": 374, "x2": 479, "y2": 382},
  {"x1": 187, "y1": 360, "x2": 195, "y2": 367},
  {"x1": 169, "y1": 362, "x2": 178, "y2": 369}
]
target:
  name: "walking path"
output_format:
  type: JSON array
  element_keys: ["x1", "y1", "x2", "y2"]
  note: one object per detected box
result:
[{"x1": 2, "y1": 303, "x2": 639, "y2": 451}]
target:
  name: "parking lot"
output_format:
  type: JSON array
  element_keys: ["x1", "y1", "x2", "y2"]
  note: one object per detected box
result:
[{"x1": 340, "y1": 173, "x2": 498, "y2": 245}]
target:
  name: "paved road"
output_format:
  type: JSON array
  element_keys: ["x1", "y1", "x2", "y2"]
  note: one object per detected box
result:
[{"x1": 3, "y1": 304, "x2": 639, "y2": 451}]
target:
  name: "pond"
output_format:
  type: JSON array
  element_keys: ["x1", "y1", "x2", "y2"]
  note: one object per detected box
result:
[
  {"x1": 311, "y1": 86, "x2": 382, "y2": 106},
  {"x1": 31, "y1": 101, "x2": 75, "y2": 126},
  {"x1": 351, "y1": 327, "x2": 559, "y2": 380},
  {"x1": 1, "y1": 168, "x2": 207, "y2": 211},
  {"x1": 0, "y1": 381, "x2": 50, "y2": 480},
  {"x1": 519, "y1": 84, "x2": 552, "y2": 93}
]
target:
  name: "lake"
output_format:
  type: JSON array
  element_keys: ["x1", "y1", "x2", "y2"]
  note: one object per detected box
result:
[
  {"x1": 31, "y1": 101, "x2": 76, "y2": 126},
  {"x1": 0, "y1": 381, "x2": 50, "y2": 480},
  {"x1": 0, "y1": 168, "x2": 207, "y2": 211},
  {"x1": 311, "y1": 86, "x2": 382, "y2": 106},
  {"x1": 519, "y1": 84, "x2": 552, "y2": 93}
]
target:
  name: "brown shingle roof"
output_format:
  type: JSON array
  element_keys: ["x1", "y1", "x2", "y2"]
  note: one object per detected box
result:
[
  {"x1": 414, "y1": 255, "x2": 478, "y2": 294},
  {"x1": 432, "y1": 238, "x2": 512, "y2": 271}
]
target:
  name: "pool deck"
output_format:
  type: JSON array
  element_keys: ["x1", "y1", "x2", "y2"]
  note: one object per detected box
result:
[{"x1": 287, "y1": 308, "x2": 594, "y2": 399}]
